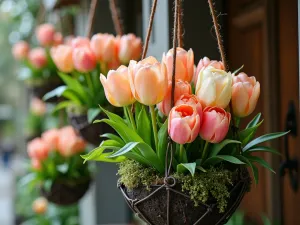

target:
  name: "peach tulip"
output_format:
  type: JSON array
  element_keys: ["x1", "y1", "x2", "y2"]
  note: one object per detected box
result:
[
  {"x1": 28, "y1": 48, "x2": 47, "y2": 69},
  {"x1": 64, "y1": 35, "x2": 75, "y2": 46},
  {"x1": 12, "y1": 41, "x2": 30, "y2": 60},
  {"x1": 27, "y1": 138, "x2": 50, "y2": 160},
  {"x1": 32, "y1": 197, "x2": 48, "y2": 214},
  {"x1": 31, "y1": 159, "x2": 41, "y2": 170},
  {"x1": 71, "y1": 37, "x2": 90, "y2": 48},
  {"x1": 200, "y1": 107, "x2": 231, "y2": 143},
  {"x1": 231, "y1": 72, "x2": 260, "y2": 117},
  {"x1": 157, "y1": 79, "x2": 192, "y2": 115},
  {"x1": 53, "y1": 32, "x2": 63, "y2": 46},
  {"x1": 193, "y1": 57, "x2": 224, "y2": 85},
  {"x1": 72, "y1": 47, "x2": 97, "y2": 72},
  {"x1": 196, "y1": 66, "x2": 232, "y2": 108},
  {"x1": 168, "y1": 104, "x2": 201, "y2": 144},
  {"x1": 128, "y1": 56, "x2": 168, "y2": 105},
  {"x1": 30, "y1": 97, "x2": 46, "y2": 116},
  {"x1": 175, "y1": 94, "x2": 202, "y2": 119},
  {"x1": 42, "y1": 128, "x2": 60, "y2": 151},
  {"x1": 51, "y1": 45, "x2": 74, "y2": 73},
  {"x1": 118, "y1": 34, "x2": 142, "y2": 64},
  {"x1": 162, "y1": 47, "x2": 194, "y2": 82},
  {"x1": 90, "y1": 33, "x2": 119, "y2": 63},
  {"x1": 100, "y1": 65, "x2": 135, "y2": 107},
  {"x1": 36, "y1": 23, "x2": 56, "y2": 46}
]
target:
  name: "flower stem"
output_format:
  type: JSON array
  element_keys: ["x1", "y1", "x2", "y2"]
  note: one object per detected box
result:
[
  {"x1": 201, "y1": 141, "x2": 210, "y2": 162},
  {"x1": 126, "y1": 105, "x2": 137, "y2": 131},
  {"x1": 150, "y1": 105, "x2": 158, "y2": 151},
  {"x1": 85, "y1": 73, "x2": 95, "y2": 95},
  {"x1": 179, "y1": 144, "x2": 185, "y2": 162}
]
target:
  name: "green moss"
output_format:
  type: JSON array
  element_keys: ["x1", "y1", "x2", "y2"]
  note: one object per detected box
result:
[{"x1": 118, "y1": 160, "x2": 235, "y2": 212}]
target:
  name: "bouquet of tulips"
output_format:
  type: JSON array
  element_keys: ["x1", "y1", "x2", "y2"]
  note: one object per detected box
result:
[
  {"x1": 12, "y1": 23, "x2": 63, "y2": 86},
  {"x1": 45, "y1": 33, "x2": 142, "y2": 122},
  {"x1": 27, "y1": 126, "x2": 90, "y2": 205}
]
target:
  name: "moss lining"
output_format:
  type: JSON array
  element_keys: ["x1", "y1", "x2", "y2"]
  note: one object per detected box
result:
[{"x1": 118, "y1": 160, "x2": 234, "y2": 212}]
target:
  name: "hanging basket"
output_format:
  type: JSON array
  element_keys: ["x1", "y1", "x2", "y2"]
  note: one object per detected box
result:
[
  {"x1": 41, "y1": 177, "x2": 91, "y2": 206},
  {"x1": 119, "y1": 167, "x2": 250, "y2": 225},
  {"x1": 27, "y1": 78, "x2": 63, "y2": 103},
  {"x1": 68, "y1": 113, "x2": 114, "y2": 146}
]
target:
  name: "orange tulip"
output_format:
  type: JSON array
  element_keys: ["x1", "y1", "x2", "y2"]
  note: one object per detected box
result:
[
  {"x1": 231, "y1": 72, "x2": 260, "y2": 117},
  {"x1": 162, "y1": 47, "x2": 194, "y2": 82},
  {"x1": 12, "y1": 41, "x2": 30, "y2": 60},
  {"x1": 128, "y1": 56, "x2": 168, "y2": 105},
  {"x1": 175, "y1": 94, "x2": 202, "y2": 119},
  {"x1": 51, "y1": 45, "x2": 74, "y2": 73},
  {"x1": 100, "y1": 65, "x2": 135, "y2": 107},
  {"x1": 36, "y1": 23, "x2": 56, "y2": 46},
  {"x1": 27, "y1": 138, "x2": 50, "y2": 160},
  {"x1": 42, "y1": 128, "x2": 60, "y2": 151},
  {"x1": 157, "y1": 79, "x2": 192, "y2": 116},
  {"x1": 28, "y1": 48, "x2": 48, "y2": 69},
  {"x1": 118, "y1": 34, "x2": 142, "y2": 64}
]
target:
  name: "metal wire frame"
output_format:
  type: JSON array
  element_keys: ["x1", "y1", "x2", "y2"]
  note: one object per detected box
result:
[{"x1": 118, "y1": 167, "x2": 250, "y2": 225}]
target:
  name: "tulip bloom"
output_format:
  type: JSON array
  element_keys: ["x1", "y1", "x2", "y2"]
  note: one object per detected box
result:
[
  {"x1": 90, "y1": 33, "x2": 119, "y2": 63},
  {"x1": 118, "y1": 34, "x2": 142, "y2": 64},
  {"x1": 31, "y1": 159, "x2": 41, "y2": 170},
  {"x1": 27, "y1": 138, "x2": 50, "y2": 160},
  {"x1": 53, "y1": 32, "x2": 63, "y2": 46},
  {"x1": 200, "y1": 107, "x2": 231, "y2": 143},
  {"x1": 12, "y1": 41, "x2": 30, "y2": 60},
  {"x1": 36, "y1": 23, "x2": 56, "y2": 46},
  {"x1": 32, "y1": 197, "x2": 48, "y2": 214},
  {"x1": 231, "y1": 72, "x2": 260, "y2": 117},
  {"x1": 157, "y1": 79, "x2": 192, "y2": 115},
  {"x1": 71, "y1": 37, "x2": 90, "y2": 48},
  {"x1": 72, "y1": 47, "x2": 97, "y2": 72},
  {"x1": 196, "y1": 66, "x2": 232, "y2": 108},
  {"x1": 100, "y1": 65, "x2": 135, "y2": 107},
  {"x1": 42, "y1": 128, "x2": 60, "y2": 151},
  {"x1": 128, "y1": 56, "x2": 168, "y2": 105},
  {"x1": 175, "y1": 94, "x2": 202, "y2": 119},
  {"x1": 28, "y1": 48, "x2": 48, "y2": 69},
  {"x1": 51, "y1": 45, "x2": 74, "y2": 73},
  {"x1": 162, "y1": 47, "x2": 194, "y2": 82},
  {"x1": 64, "y1": 35, "x2": 75, "y2": 46},
  {"x1": 193, "y1": 57, "x2": 224, "y2": 85},
  {"x1": 168, "y1": 104, "x2": 201, "y2": 144},
  {"x1": 30, "y1": 97, "x2": 46, "y2": 116}
]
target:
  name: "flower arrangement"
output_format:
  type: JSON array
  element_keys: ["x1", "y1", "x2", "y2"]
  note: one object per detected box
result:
[{"x1": 27, "y1": 126, "x2": 91, "y2": 205}]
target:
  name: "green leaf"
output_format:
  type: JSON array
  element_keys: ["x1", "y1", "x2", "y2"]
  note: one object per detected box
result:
[
  {"x1": 57, "y1": 163, "x2": 69, "y2": 174},
  {"x1": 108, "y1": 142, "x2": 139, "y2": 157},
  {"x1": 233, "y1": 65, "x2": 244, "y2": 75},
  {"x1": 209, "y1": 139, "x2": 241, "y2": 158},
  {"x1": 246, "y1": 113, "x2": 262, "y2": 129},
  {"x1": 100, "y1": 133, "x2": 125, "y2": 145},
  {"x1": 134, "y1": 102, "x2": 142, "y2": 122},
  {"x1": 43, "y1": 85, "x2": 67, "y2": 101},
  {"x1": 246, "y1": 155, "x2": 276, "y2": 173},
  {"x1": 87, "y1": 108, "x2": 101, "y2": 123},
  {"x1": 261, "y1": 214, "x2": 272, "y2": 225},
  {"x1": 137, "y1": 106, "x2": 152, "y2": 146},
  {"x1": 196, "y1": 166, "x2": 207, "y2": 173},
  {"x1": 244, "y1": 146, "x2": 281, "y2": 155},
  {"x1": 43, "y1": 179, "x2": 53, "y2": 192},
  {"x1": 81, "y1": 146, "x2": 118, "y2": 163},
  {"x1": 94, "y1": 152, "x2": 126, "y2": 163},
  {"x1": 100, "y1": 106, "x2": 126, "y2": 124},
  {"x1": 203, "y1": 155, "x2": 245, "y2": 167},
  {"x1": 240, "y1": 120, "x2": 264, "y2": 145},
  {"x1": 236, "y1": 155, "x2": 258, "y2": 184},
  {"x1": 62, "y1": 89, "x2": 84, "y2": 104},
  {"x1": 100, "y1": 139, "x2": 124, "y2": 148},
  {"x1": 243, "y1": 131, "x2": 289, "y2": 151},
  {"x1": 18, "y1": 173, "x2": 38, "y2": 187},
  {"x1": 177, "y1": 163, "x2": 196, "y2": 176},
  {"x1": 157, "y1": 119, "x2": 168, "y2": 164},
  {"x1": 52, "y1": 101, "x2": 74, "y2": 113}
]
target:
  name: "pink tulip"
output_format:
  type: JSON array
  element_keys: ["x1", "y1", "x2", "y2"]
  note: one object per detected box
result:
[
  {"x1": 28, "y1": 48, "x2": 48, "y2": 69},
  {"x1": 162, "y1": 47, "x2": 194, "y2": 82},
  {"x1": 157, "y1": 79, "x2": 192, "y2": 115},
  {"x1": 100, "y1": 65, "x2": 135, "y2": 107},
  {"x1": 168, "y1": 104, "x2": 201, "y2": 144},
  {"x1": 30, "y1": 97, "x2": 46, "y2": 116},
  {"x1": 71, "y1": 37, "x2": 90, "y2": 48},
  {"x1": 42, "y1": 128, "x2": 60, "y2": 151},
  {"x1": 90, "y1": 33, "x2": 119, "y2": 64},
  {"x1": 57, "y1": 126, "x2": 86, "y2": 157},
  {"x1": 53, "y1": 32, "x2": 63, "y2": 46},
  {"x1": 193, "y1": 57, "x2": 224, "y2": 85},
  {"x1": 27, "y1": 138, "x2": 50, "y2": 160},
  {"x1": 31, "y1": 159, "x2": 41, "y2": 170},
  {"x1": 231, "y1": 72, "x2": 260, "y2": 117},
  {"x1": 64, "y1": 35, "x2": 75, "y2": 46},
  {"x1": 12, "y1": 41, "x2": 30, "y2": 60},
  {"x1": 72, "y1": 47, "x2": 97, "y2": 72},
  {"x1": 118, "y1": 33, "x2": 142, "y2": 64},
  {"x1": 36, "y1": 23, "x2": 56, "y2": 46},
  {"x1": 51, "y1": 45, "x2": 74, "y2": 73},
  {"x1": 200, "y1": 107, "x2": 231, "y2": 143},
  {"x1": 128, "y1": 56, "x2": 168, "y2": 105},
  {"x1": 175, "y1": 94, "x2": 202, "y2": 119}
]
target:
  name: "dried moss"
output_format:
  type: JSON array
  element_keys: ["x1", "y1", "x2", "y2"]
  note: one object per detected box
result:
[{"x1": 118, "y1": 160, "x2": 234, "y2": 212}]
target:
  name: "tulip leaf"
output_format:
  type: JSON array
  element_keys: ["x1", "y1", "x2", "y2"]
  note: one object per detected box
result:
[
  {"x1": 137, "y1": 106, "x2": 152, "y2": 146},
  {"x1": 81, "y1": 146, "x2": 108, "y2": 163},
  {"x1": 97, "y1": 152, "x2": 126, "y2": 162},
  {"x1": 43, "y1": 179, "x2": 53, "y2": 193},
  {"x1": 134, "y1": 102, "x2": 142, "y2": 122},
  {"x1": 62, "y1": 89, "x2": 84, "y2": 104},
  {"x1": 157, "y1": 119, "x2": 168, "y2": 165},
  {"x1": 87, "y1": 108, "x2": 101, "y2": 123},
  {"x1": 100, "y1": 139, "x2": 124, "y2": 148},
  {"x1": 239, "y1": 120, "x2": 264, "y2": 145},
  {"x1": 52, "y1": 101, "x2": 75, "y2": 113},
  {"x1": 235, "y1": 155, "x2": 259, "y2": 184},
  {"x1": 43, "y1": 85, "x2": 67, "y2": 100},
  {"x1": 203, "y1": 155, "x2": 245, "y2": 167},
  {"x1": 245, "y1": 155, "x2": 276, "y2": 174},
  {"x1": 196, "y1": 166, "x2": 207, "y2": 173},
  {"x1": 246, "y1": 113, "x2": 262, "y2": 129},
  {"x1": 100, "y1": 106, "x2": 127, "y2": 124},
  {"x1": 232, "y1": 65, "x2": 244, "y2": 75},
  {"x1": 243, "y1": 131, "x2": 289, "y2": 151},
  {"x1": 100, "y1": 133, "x2": 125, "y2": 145},
  {"x1": 209, "y1": 139, "x2": 241, "y2": 158},
  {"x1": 57, "y1": 163, "x2": 69, "y2": 174},
  {"x1": 244, "y1": 146, "x2": 281, "y2": 155},
  {"x1": 177, "y1": 163, "x2": 196, "y2": 176}
]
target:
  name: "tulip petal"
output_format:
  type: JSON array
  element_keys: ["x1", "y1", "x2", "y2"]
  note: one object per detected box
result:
[
  {"x1": 232, "y1": 83, "x2": 249, "y2": 117},
  {"x1": 248, "y1": 82, "x2": 260, "y2": 115},
  {"x1": 169, "y1": 118, "x2": 191, "y2": 144},
  {"x1": 197, "y1": 77, "x2": 216, "y2": 107}
]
